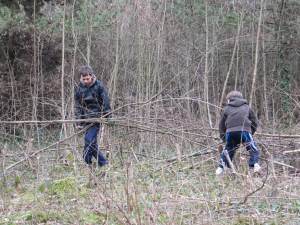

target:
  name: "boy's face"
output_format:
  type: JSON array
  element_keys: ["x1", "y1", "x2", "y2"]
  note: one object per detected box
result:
[{"x1": 81, "y1": 74, "x2": 93, "y2": 86}]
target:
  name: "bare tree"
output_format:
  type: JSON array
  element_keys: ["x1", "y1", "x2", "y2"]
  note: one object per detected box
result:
[{"x1": 249, "y1": 0, "x2": 264, "y2": 106}]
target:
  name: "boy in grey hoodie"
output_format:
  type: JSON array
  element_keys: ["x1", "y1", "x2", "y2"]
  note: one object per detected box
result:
[{"x1": 216, "y1": 91, "x2": 261, "y2": 175}]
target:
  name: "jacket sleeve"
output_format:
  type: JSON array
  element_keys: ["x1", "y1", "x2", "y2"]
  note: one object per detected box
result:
[
  {"x1": 98, "y1": 82, "x2": 111, "y2": 116},
  {"x1": 74, "y1": 88, "x2": 83, "y2": 121},
  {"x1": 249, "y1": 108, "x2": 258, "y2": 134},
  {"x1": 219, "y1": 109, "x2": 227, "y2": 141}
]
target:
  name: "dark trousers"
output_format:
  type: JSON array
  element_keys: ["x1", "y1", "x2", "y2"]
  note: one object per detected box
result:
[
  {"x1": 219, "y1": 131, "x2": 259, "y2": 168},
  {"x1": 83, "y1": 123, "x2": 107, "y2": 166}
]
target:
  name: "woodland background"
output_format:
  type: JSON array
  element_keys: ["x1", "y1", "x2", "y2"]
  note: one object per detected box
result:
[{"x1": 0, "y1": 0, "x2": 300, "y2": 224}]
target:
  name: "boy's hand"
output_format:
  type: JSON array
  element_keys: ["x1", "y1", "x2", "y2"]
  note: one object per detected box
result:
[
  {"x1": 217, "y1": 144, "x2": 223, "y2": 153},
  {"x1": 76, "y1": 124, "x2": 84, "y2": 130}
]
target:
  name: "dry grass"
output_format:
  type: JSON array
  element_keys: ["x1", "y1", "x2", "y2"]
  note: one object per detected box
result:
[{"x1": 1, "y1": 133, "x2": 299, "y2": 225}]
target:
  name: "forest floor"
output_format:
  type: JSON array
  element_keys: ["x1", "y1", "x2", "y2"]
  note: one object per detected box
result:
[{"x1": 1, "y1": 139, "x2": 300, "y2": 225}]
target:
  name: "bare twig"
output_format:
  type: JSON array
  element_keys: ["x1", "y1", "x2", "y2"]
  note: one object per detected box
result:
[{"x1": 1, "y1": 125, "x2": 91, "y2": 177}]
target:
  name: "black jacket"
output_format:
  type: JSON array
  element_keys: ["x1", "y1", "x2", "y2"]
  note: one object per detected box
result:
[
  {"x1": 219, "y1": 96, "x2": 258, "y2": 141},
  {"x1": 75, "y1": 79, "x2": 111, "y2": 122}
]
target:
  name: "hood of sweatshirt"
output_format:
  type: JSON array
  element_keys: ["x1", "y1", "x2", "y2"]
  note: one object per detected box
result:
[{"x1": 227, "y1": 97, "x2": 248, "y2": 107}]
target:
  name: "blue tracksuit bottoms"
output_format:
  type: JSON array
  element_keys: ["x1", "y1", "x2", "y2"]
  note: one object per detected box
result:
[
  {"x1": 83, "y1": 123, "x2": 107, "y2": 166},
  {"x1": 219, "y1": 131, "x2": 259, "y2": 168}
]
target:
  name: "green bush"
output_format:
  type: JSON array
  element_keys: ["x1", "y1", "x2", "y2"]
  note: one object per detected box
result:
[{"x1": 48, "y1": 177, "x2": 77, "y2": 197}]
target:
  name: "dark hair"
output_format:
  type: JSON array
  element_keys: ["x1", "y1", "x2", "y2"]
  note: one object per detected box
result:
[{"x1": 79, "y1": 65, "x2": 94, "y2": 76}]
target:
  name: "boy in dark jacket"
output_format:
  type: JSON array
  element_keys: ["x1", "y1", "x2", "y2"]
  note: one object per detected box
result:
[
  {"x1": 75, "y1": 65, "x2": 111, "y2": 167},
  {"x1": 216, "y1": 91, "x2": 261, "y2": 175}
]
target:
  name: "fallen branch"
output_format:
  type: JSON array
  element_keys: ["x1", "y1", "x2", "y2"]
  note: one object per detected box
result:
[
  {"x1": 165, "y1": 146, "x2": 218, "y2": 163},
  {"x1": 283, "y1": 149, "x2": 300, "y2": 154},
  {"x1": 273, "y1": 160, "x2": 296, "y2": 169}
]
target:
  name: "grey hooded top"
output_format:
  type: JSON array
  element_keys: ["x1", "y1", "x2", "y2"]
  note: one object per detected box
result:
[{"x1": 219, "y1": 96, "x2": 258, "y2": 140}]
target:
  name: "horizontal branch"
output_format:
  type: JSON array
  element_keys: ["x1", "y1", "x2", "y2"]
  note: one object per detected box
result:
[
  {"x1": 283, "y1": 149, "x2": 300, "y2": 154},
  {"x1": 0, "y1": 118, "x2": 106, "y2": 124},
  {"x1": 1, "y1": 118, "x2": 300, "y2": 139}
]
